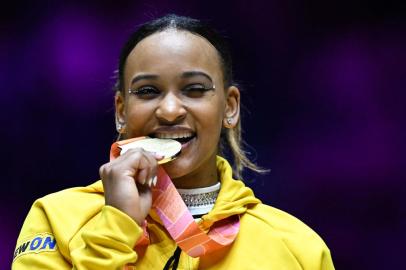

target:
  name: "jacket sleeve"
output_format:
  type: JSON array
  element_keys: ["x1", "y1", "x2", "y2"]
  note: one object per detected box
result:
[
  {"x1": 13, "y1": 198, "x2": 144, "y2": 270},
  {"x1": 70, "y1": 206, "x2": 143, "y2": 269}
]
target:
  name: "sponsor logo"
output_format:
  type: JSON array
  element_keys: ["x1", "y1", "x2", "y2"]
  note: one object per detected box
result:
[{"x1": 13, "y1": 233, "x2": 57, "y2": 261}]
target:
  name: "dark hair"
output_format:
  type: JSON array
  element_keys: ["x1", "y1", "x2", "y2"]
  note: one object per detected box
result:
[{"x1": 114, "y1": 14, "x2": 267, "y2": 179}]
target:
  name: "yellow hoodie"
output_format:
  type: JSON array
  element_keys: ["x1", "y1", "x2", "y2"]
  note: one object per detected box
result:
[{"x1": 13, "y1": 157, "x2": 334, "y2": 269}]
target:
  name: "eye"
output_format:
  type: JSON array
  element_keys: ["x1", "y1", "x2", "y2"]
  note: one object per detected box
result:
[
  {"x1": 129, "y1": 86, "x2": 160, "y2": 99},
  {"x1": 182, "y1": 84, "x2": 214, "y2": 98}
]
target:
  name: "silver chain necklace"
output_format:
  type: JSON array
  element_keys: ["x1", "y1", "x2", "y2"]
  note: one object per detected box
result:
[{"x1": 177, "y1": 182, "x2": 221, "y2": 208}]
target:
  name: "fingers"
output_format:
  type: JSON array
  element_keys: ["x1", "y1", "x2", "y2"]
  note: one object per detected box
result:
[
  {"x1": 110, "y1": 147, "x2": 159, "y2": 187},
  {"x1": 142, "y1": 150, "x2": 159, "y2": 187},
  {"x1": 135, "y1": 155, "x2": 149, "y2": 185},
  {"x1": 99, "y1": 147, "x2": 160, "y2": 225}
]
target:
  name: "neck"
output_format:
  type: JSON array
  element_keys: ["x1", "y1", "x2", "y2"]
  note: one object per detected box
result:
[{"x1": 171, "y1": 160, "x2": 219, "y2": 189}]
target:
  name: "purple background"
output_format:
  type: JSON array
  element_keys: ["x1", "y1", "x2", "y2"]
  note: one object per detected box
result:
[{"x1": 2, "y1": 1, "x2": 405, "y2": 268}]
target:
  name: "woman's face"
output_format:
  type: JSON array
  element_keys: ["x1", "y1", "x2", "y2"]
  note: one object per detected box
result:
[{"x1": 116, "y1": 30, "x2": 239, "y2": 187}]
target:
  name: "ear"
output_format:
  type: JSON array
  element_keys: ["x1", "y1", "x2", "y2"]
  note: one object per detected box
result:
[
  {"x1": 223, "y1": 86, "x2": 240, "y2": 128},
  {"x1": 115, "y1": 92, "x2": 126, "y2": 124}
]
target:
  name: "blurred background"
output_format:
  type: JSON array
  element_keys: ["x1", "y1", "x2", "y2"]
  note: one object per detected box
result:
[{"x1": 1, "y1": 0, "x2": 405, "y2": 268}]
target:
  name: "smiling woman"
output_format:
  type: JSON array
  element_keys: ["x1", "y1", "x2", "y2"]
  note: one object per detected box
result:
[{"x1": 12, "y1": 14, "x2": 335, "y2": 269}]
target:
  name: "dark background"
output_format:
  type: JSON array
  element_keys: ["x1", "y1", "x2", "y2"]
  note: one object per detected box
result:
[{"x1": 1, "y1": 0, "x2": 405, "y2": 268}]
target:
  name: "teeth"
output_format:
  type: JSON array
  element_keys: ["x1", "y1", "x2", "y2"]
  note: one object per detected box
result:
[{"x1": 154, "y1": 132, "x2": 193, "y2": 139}]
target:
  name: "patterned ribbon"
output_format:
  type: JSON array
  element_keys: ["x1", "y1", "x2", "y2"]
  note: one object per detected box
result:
[{"x1": 110, "y1": 138, "x2": 240, "y2": 257}]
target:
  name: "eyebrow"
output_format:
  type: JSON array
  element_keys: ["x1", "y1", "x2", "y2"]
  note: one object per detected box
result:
[
  {"x1": 130, "y1": 74, "x2": 159, "y2": 86},
  {"x1": 181, "y1": 71, "x2": 213, "y2": 83},
  {"x1": 130, "y1": 71, "x2": 214, "y2": 86}
]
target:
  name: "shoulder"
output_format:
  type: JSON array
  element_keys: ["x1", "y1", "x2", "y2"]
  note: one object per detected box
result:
[
  {"x1": 34, "y1": 180, "x2": 104, "y2": 212},
  {"x1": 14, "y1": 181, "x2": 105, "y2": 262},
  {"x1": 29, "y1": 181, "x2": 105, "y2": 234},
  {"x1": 23, "y1": 180, "x2": 104, "y2": 225},
  {"x1": 18, "y1": 182, "x2": 104, "y2": 244},
  {"x1": 240, "y1": 203, "x2": 334, "y2": 268},
  {"x1": 246, "y1": 203, "x2": 323, "y2": 239},
  {"x1": 244, "y1": 203, "x2": 329, "y2": 249}
]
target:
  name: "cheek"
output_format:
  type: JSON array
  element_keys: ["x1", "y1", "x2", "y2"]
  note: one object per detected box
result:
[
  {"x1": 193, "y1": 93, "x2": 225, "y2": 117},
  {"x1": 125, "y1": 102, "x2": 155, "y2": 136},
  {"x1": 195, "y1": 103, "x2": 224, "y2": 134}
]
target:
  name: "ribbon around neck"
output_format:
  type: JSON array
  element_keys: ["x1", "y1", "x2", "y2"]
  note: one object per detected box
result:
[{"x1": 110, "y1": 138, "x2": 240, "y2": 257}]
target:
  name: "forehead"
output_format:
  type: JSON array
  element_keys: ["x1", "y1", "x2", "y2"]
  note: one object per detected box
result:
[{"x1": 124, "y1": 30, "x2": 222, "y2": 80}]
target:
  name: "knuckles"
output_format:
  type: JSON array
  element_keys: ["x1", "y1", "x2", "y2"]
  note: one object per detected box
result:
[
  {"x1": 99, "y1": 162, "x2": 128, "y2": 179},
  {"x1": 99, "y1": 163, "x2": 114, "y2": 179},
  {"x1": 99, "y1": 148, "x2": 157, "y2": 179}
]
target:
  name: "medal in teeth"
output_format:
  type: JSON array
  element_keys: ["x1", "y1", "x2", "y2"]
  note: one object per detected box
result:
[{"x1": 119, "y1": 137, "x2": 182, "y2": 164}]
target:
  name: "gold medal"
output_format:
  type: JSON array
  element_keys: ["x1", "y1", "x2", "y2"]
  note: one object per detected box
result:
[{"x1": 119, "y1": 137, "x2": 182, "y2": 164}]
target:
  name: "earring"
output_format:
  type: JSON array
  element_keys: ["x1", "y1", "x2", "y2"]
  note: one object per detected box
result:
[
  {"x1": 115, "y1": 116, "x2": 126, "y2": 133},
  {"x1": 116, "y1": 121, "x2": 126, "y2": 133},
  {"x1": 224, "y1": 117, "x2": 233, "y2": 128}
]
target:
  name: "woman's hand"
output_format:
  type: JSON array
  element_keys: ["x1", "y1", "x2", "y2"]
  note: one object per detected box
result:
[{"x1": 99, "y1": 148, "x2": 161, "y2": 225}]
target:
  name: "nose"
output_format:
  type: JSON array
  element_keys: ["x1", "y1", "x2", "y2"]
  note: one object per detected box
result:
[{"x1": 155, "y1": 92, "x2": 187, "y2": 124}]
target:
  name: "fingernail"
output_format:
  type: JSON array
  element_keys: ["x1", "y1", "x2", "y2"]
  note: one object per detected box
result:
[
  {"x1": 141, "y1": 178, "x2": 147, "y2": 185},
  {"x1": 152, "y1": 176, "x2": 157, "y2": 186}
]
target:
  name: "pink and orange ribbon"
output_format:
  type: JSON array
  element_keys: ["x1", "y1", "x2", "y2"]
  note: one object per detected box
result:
[{"x1": 110, "y1": 138, "x2": 240, "y2": 257}]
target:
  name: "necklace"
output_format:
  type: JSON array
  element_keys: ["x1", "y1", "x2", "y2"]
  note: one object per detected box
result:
[{"x1": 177, "y1": 182, "x2": 221, "y2": 216}]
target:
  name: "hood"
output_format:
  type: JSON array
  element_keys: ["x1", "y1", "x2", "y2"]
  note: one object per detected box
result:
[{"x1": 197, "y1": 156, "x2": 261, "y2": 230}]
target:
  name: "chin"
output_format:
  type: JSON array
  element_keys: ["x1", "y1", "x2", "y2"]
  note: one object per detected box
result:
[{"x1": 161, "y1": 158, "x2": 191, "y2": 179}]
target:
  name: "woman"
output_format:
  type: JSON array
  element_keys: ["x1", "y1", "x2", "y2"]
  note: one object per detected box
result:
[{"x1": 13, "y1": 14, "x2": 334, "y2": 269}]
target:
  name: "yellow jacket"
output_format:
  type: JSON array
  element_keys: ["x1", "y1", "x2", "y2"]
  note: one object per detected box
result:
[{"x1": 13, "y1": 157, "x2": 334, "y2": 269}]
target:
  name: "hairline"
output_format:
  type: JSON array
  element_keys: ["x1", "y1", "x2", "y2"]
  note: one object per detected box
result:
[{"x1": 119, "y1": 27, "x2": 229, "y2": 94}]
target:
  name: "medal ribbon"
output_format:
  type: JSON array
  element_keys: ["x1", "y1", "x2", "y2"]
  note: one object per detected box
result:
[{"x1": 110, "y1": 138, "x2": 240, "y2": 257}]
